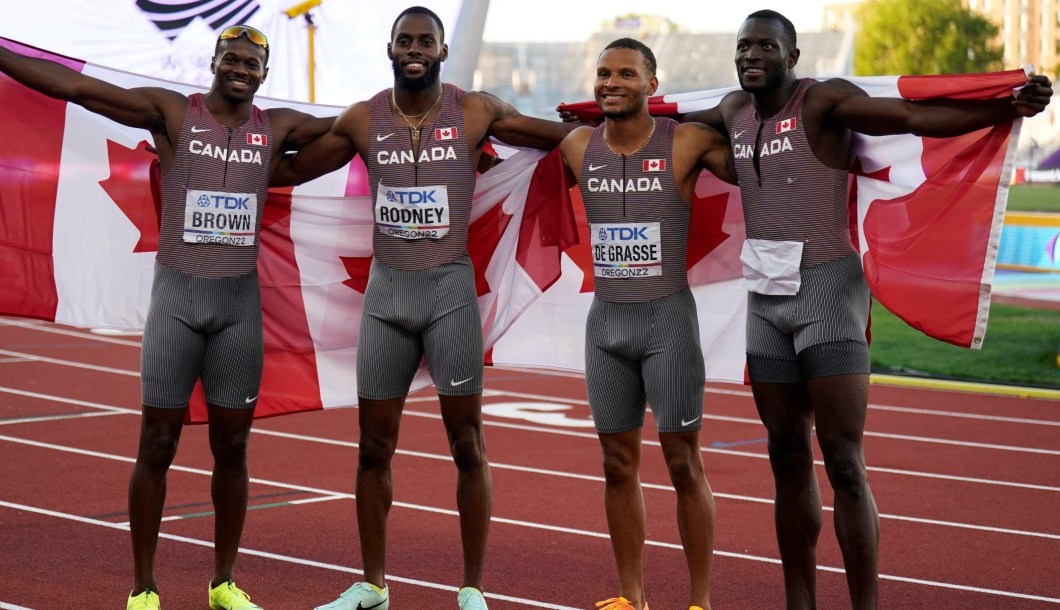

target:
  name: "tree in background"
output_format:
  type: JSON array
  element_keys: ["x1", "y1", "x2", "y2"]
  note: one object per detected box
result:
[{"x1": 854, "y1": 0, "x2": 1003, "y2": 75}]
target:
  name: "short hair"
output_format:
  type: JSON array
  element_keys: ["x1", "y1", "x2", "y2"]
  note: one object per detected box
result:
[
  {"x1": 746, "y1": 9, "x2": 797, "y2": 49},
  {"x1": 602, "y1": 38, "x2": 658, "y2": 76},
  {"x1": 391, "y1": 6, "x2": 445, "y2": 41}
]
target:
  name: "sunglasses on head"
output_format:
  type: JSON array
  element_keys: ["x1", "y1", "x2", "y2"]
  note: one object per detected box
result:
[{"x1": 218, "y1": 25, "x2": 269, "y2": 49}]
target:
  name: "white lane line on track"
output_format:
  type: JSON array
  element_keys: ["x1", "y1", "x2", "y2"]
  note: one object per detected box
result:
[
  {"x1": 0, "y1": 349, "x2": 138, "y2": 377},
  {"x1": 1, "y1": 497, "x2": 1058, "y2": 604},
  {"x1": 0, "y1": 317, "x2": 142, "y2": 347},
  {"x1": 0, "y1": 602, "x2": 34, "y2": 609},
  {"x1": 0, "y1": 500, "x2": 581, "y2": 610},
  {"x1": 3, "y1": 420, "x2": 1060, "y2": 544}
]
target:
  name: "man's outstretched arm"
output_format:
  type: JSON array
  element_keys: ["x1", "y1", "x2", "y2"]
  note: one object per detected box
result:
[{"x1": 825, "y1": 74, "x2": 1053, "y2": 137}]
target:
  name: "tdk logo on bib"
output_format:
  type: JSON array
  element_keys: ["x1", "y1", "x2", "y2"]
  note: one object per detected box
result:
[
  {"x1": 598, "y1": 226, "x2": 650, "y2": 241},
  {"x1": 196, "y1": 194, "x2": 250, "y2": 209},
  {"x1": 591, "y1": 222, "x2": 663, "y2": 278},
  {"x1": 385, "y1": 189, "x2": 439, "y2": 205}
]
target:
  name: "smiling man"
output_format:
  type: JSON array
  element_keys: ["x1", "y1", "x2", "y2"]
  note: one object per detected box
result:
[
  {"x1": 679, "y1": 9, "x2": 1053, "y2": 610},
  {"x1": 557, "y1": 38, "x2": 734, "y2": 610},
  {"x1": 0, "y1": 26, "x2": 334, "y2": 610},
  {"x1": 270, "y1": 6, "x2": 574, "y2": 610}
]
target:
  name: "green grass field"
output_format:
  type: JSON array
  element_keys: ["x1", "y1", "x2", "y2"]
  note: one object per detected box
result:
[
  {"x1": 870, "y1": 301, "x2": 1060, "y2": 388},
  {"x1": 1008, "y1": 184, "x2": 1060, "y2": 212}
]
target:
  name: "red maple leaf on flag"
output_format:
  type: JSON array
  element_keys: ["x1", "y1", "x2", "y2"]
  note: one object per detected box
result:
[
  {"x1": 99, "y1": 139, "x2": 159, "y2": 253},
  {"x1": 341, "y1": 254, "x2": 373, "y2": 294}
]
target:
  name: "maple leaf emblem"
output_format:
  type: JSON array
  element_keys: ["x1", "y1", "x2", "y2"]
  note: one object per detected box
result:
[{"x1": 99, "y1": 139, "x2": 159, "y2": 253}]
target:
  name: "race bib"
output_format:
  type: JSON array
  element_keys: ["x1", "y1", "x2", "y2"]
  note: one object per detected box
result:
[
  {"x1": 740, "y1": 238, "x2": 804, "y2": 295},
  {"x1": 183, "y1": 190, "x2": 257, "y2": 246},
  {"x1": 591, "y1": 222, "x2": 662, "y2": 278},
  {"x1": 375, "y1": 183, "x2": 450, "y2": 240}
]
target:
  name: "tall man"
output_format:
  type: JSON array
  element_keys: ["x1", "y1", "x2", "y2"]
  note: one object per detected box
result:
[
  {"x1": 270, "y1": 6, "x2": 573, "y2": 610},
  {"x1": 557, "y1": 38, "x2": 734, "y2": 610},
  {"x1": 680, "y1": 10, "x2": 1054, "y2": 609},
  {"x1": 0, "y1": 27, "x2": 333, "y2": 610}
]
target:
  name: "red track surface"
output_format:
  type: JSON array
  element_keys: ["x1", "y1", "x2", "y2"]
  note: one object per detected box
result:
[{"x1": 0, "y1": 317, "x2": 1058, "y2": 609}]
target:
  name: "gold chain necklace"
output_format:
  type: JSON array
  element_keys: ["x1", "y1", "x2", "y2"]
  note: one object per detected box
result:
[
  {"x1": 391, "y1": 87, "x2": 442, "y2": 141},
  {"x1": 604, "y1": 117, "x2": 656, "y2": 157}
]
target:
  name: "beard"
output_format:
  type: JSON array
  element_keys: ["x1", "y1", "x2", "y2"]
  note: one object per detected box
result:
[{"x1": 392, "y1": 58, "x2": 441, "y2": 91}]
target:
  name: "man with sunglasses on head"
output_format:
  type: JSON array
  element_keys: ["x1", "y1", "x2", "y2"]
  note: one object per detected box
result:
[
  {"x1": 271, "y1": 6, "x2": 574, "y2": 610},
  {"x1": 0, "y1": 25, "x2": 334, "y2": 610}
]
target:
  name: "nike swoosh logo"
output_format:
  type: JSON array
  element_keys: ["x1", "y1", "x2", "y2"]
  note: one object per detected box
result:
[
  {"x1": 732, "y1": 130, "x2": 745, "y2": 139},
  {"x1": 787, "y1": 177, "x2": 798, "y2": 183},
  {"x1": 376, "y1": 133, "x2": 395, "y2": 141},
  {"x1": 191, "y1": 126, "x2": 210, "y2": 133},
  {"x1": 245, "y1": 395, "x2": 258, "y2": 404},
  {"x1": 450, "y1": 377, "x2": 474, "y2": 387},
  {"x1": 357, "y1": 601, "x2": 386, "y2": 610},
  {"x1": 681, "y1": 416, "x2": 701, "y2": 426},
  {"x1": 588, "y1": 164, "x2": 607, "y2": 172}
]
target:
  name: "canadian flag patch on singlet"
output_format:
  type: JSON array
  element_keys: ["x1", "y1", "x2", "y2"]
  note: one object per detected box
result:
[
  {"x1": 775, "y1": 118, "x2": 797, "y2": 134},
  {"x1": 246, "y1": 133, "x2": 267, "y2": 146},
  {"x1": 642, "y1": 159, "x2": 666, "y2": 172},
  {"x1": 434, "y1": 127, "x2": 458, "y2": 141}
]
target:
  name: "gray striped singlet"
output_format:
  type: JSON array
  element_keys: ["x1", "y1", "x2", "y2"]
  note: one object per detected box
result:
[
  {"x1": 579, "y1": 118, "x2": 706, "y2": 434},
  {"x1": 367, "y1": 84, "x2": 476, "y2": 270}
]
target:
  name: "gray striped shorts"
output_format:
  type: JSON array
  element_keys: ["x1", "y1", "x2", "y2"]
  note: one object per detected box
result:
[
  {"x1": 357, "y1": 256, "x2": 483, "y2": 400},
  {"x1": 746, "y1": 254, "x2": 870, "y2": 383},
  {"x1": 585, "y1": 288, "x2": 706, "y2": 434},
  {"x1": 141, "y1": 263, "x2": 264, "y2": 409}
]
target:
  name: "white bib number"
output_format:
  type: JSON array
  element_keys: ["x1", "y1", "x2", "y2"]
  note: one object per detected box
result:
[
  {"x1": 375, "y1": 183, "x2": 450, "y2": 240},
  {"x1": 591, "y1": 222, "x2": 662, "y2": 278},
  {"x1": 182, "y1": 190, "x2": 257, "y2": 246},
  {"x1": 740, "y1": 238, "x2": 804, "y2": 295}
]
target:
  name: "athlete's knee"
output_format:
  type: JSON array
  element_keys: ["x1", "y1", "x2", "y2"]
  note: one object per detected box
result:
[
  {"x1": 823, "y1": 449, "x2": 868, "y2": 499},
  {"x1": 448, "y1": 427, "x2": 487, "y2": 473},
  {"x1": 663, "y1": 449, "x2": 705, "y2": 493},
  {"x1": 358, "y1": 433, "x2": 398, "y2": 473},
  {"x1": 601, "y1": 447, "x2": 638, "y2": 485},
  {"x1": 211, "y1": 432, "x2": 250, "y2": 470},
  {"x1": 766, "y1": 436, "x2": 815, "y2": 482}
]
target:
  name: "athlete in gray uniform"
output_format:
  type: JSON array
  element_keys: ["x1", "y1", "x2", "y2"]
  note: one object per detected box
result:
[
  {"x1": 679, "y1": 10, "x2": 1053, "y2": 610},
  {"x1": 271, "y1": 6, "x2": 574, "y2": 610},
  {"x1": 558, "y1": 39, "x2": 733, "y2": 610},
  {"x1": 0, "y1": 27, "x2": 334, "y2": 610}
]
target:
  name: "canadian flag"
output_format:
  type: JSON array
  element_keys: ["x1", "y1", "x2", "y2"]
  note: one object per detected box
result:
[
  {"x1": 0, "y1": 39, "x2": 574, "y2": 422},
  {"x1": 246, "y1": 132, "x2": 267, "y2": 146},
  {"x1": 776, "y1": 117, "x2": 797, "y2": 134},
  {"x1": 558, "y1": 69, "x2": 1030, "y2": 350},
  {"x1": 435, "y1": 127, "x2": 458, "y2": 141},
  {"x1": 642, "y1": 159, "x2": 666, "y2": 172}
]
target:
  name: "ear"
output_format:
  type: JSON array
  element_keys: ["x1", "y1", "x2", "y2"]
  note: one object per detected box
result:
[
  {"x1": 261, "y1": 66, "x2": 269, "y2": 83},
  {"x1": 440, "y1": 42, "x2": 449, "y2": 63},
  {"x1": 787, "y1": 47, "x2": 801, "y2": 70},
  {"x1": 387, "y1": 42, "x2": 394, "y2": 60},
  {"x1": 210, "y1": 57, "x2": 217, "y2": 74},
  {"x1": 647, "y1": 75, "x2": 659, "y2": 97}
]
